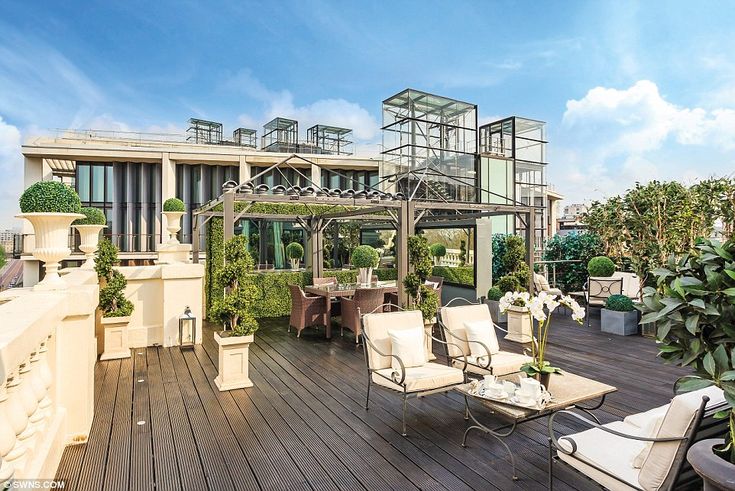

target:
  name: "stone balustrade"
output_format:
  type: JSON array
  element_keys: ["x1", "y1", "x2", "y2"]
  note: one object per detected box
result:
[
  {"x1": 0, "y1": 269, "x2": 98, "y2": 485},
  {"x1": 439, "y1": 248, "x2": 475, "y2": 267}
]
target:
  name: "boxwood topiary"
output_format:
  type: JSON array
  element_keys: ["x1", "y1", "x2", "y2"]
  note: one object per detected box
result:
[
  {"x1": 587, "y1": 255, "x2": 615, "y2": 277},
  {"x1": 496, "y1": 274, "x2": 522, "y2": 293},
  {"x1": 429, "y1": 243, "x2": 447, "y2": 258},
  {"x1": 351, "y1": 245, "x2": 379, "y2": 269},
  {"x1": 605, "y1": 294, "x2": 634, "y2": 312},
  {"x1": 74, "y1": 207, "x2": 107, "y2": 226},
  {"x1": 285, "y1": 242, "x2": 304, "y2": 260},
  {"x1": 19, "y1": 181, "x2": 81, "y2": 214},
  {"x1": 163, "y1": 197, "x2": 185, "y2": 212},
  {"x1": 487, "y1": 286, "x2": 503, "y2": 301}
]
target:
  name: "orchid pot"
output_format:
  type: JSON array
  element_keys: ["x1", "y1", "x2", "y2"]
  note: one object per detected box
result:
[{"x1": 16, "y1": 212, "x2": 85, "y2": 290}]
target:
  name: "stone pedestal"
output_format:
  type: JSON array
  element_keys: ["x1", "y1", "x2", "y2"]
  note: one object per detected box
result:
[
  {"x1": 156, "y1": 243, "x2": 191, "y2": 264},
  {"x1": 100, "y1": 316, "x2": 131, "y2": 360},
  {"x1": 505, "y1": 306, "x2": 533, "y2": 343},
  {"x1": 214, "y1": 332, "x2": 254, "y2": 391}
]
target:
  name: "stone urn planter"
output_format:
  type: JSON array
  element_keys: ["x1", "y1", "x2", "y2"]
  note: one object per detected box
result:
[
  {"x1": 163, "y1": 211, "x2": 185, "y2": 244},
  {"x1": 687, "y1": 439, "x2": 735, "y2": 490},
  {"x1": 16, "y1": 212, "x2": 84, "y2": 291},
  {"x1": 485, "y1": 299, "x2": 507, "y2": 323},
  {"x1": 601, "y1": 308, "x2": 638, "y2": 336},
  {"x1": 100, "y1": 316, "x2": 131, "y2": 360},
  {"x1": 73, "y1": 224, "x2": 106, "y2": 270},
  {"x1": 214, "y1": 331, "x2": 254, "y2": 391},
  {"x1": 505, "y1": 305, "x2": 533, "y2": 343}
]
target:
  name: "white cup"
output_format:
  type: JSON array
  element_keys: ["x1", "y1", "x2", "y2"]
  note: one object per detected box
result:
[
  {"x1": 502, "y1": 381, "x2": 516, "y2": 397},
  {"x1": 483, "y1": 374, "x2": 497, "y2": 388},
  {"x1": 487, "y1": 382, "x2": 505, "y2": 398},
  {"x1": 515, "y1": 389, "x2": 535, "y2": 405}
]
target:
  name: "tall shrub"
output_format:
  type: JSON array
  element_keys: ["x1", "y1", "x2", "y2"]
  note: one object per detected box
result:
[
  {"x1": 95, "y1": 239, "x2": 133, "y2": 317},
  {"x1": 543, "y1": 232, "x2": 605, "y2": 293},
  {"x1": 403, "y1": 235, "x2": 438, "y2": 320},
  {"x1": 492, "y1": 234, "x2": 508, "y2": 281},
  {"x1": 501, "y1": 235, "x2": 529, "y2": 289},
  {"x1": 210, "y1": 236, "x2": 259, "y2": 336}
]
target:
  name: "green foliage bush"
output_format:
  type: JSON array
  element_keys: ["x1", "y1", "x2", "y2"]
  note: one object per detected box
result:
[
  {"x1": 605, "y1": 294, "x2": 635, "y2": 312},
  {"x1": 543, "y1": 232, "x2": 606, "y2": 292},
  {"x1": 285, "y1": 242, "x2": 304, "y2": 260},
  {"x1": 486, "y1": 286, "x2": 503, "y2": 301},
  {"x1": 19, "y1": 181, "x2": 81, "y2": 214},
  {"x1": 431, "y1": 266, "x2": 474, "y2": 286},
  {"x1": 163, "y1": 197, "x2": 185, "y2": 212},
  {"x1": 588, "y1": 256, "x2": 616, "y2": 277},
  {"x1": 403, "y1": 235, "x2": 436, "y2": 320},
  {"x1": 492, "y1": 234, "x2": 508, "y2": 280},
  {"x1": 496, "y1": 275, "x2": 522, "y2": 293},
  {"x1": 74, "y1": 207, "x2": 106, "y2": 226},
  {"x1": 95, "y1": 239, "x2": 133, "y2": 317},
  {"x1": 429, "y1": 243, "x2": 447, "y2": 258},
  {"x1": 350, "y1": 245, "x2": 379, "y2": 269}
]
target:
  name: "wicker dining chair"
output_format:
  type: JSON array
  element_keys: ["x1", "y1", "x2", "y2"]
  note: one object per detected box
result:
[
  {"x1": 288, "y1": 284, "x2": 328, "y2": 337},
  {"x1": 313, "y1": 276, "x2": 337, "y2": 286},
  {"x1": 340, "y1": 288, "x2": 385, "y2": 343}
]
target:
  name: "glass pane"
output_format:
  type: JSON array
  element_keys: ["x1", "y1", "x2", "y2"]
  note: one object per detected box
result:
[
  {"x1": 91, "y1": 165, "x2": 105, "y2": 202},
  {"x1": 105, "y1": 165, "x2": 113, "y2": 201},
  {"x1": 77, "y1": 164, "x2": 90, "y2": 202}
]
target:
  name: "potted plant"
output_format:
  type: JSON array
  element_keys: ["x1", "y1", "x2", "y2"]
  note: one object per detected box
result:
[
  {"x1": 73, "y1": 207, "x2": 107, "y2": 270},
  {"x1": 162, "y1": 197, "x2": 186, "y2": 244},
  {"x1": 485, "y1": 286, "x2": 507, "y2": 323},
  {"x1": 496, "y1": 275, "x2": 530, "y2": 342},
  {"x1": 587, "y1": 255, "x2": 615, "y2": 277},
  {"x1": 403, "y1": 235, "x2": 439, "y2": 359},
  {"x1": 430, "y1": 243, "x2": 447, "y2": 266},
  {"x1": 639, "y1": 239, "x2": 735, "y2": 488},
  {"x1": 285, "y1": 242, "x2": 304, "y2": 271},
  {"x1": 16, "y1": 181, "x2": 84, "y2": 290},
  {"x1": 210, "y1": 236, "x2": 259, "y2": 391},
  {"x1": 500, "y1": 291, "x2": 585, "y2": 388},
  {"x1": 351, "y1": 244, "x2": 379, "y2": 285},
  {"x1": 96, "y1": 239, "x2": 134, "y2": 360},
  {"x1": 600, "y1": 294, "x2": 638, "y2": 336}
]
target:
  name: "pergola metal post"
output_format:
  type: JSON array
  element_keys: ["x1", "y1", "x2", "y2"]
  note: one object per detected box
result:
[
  {"x1": 526, "y1": 209, "x2": 536, "y2": 294},
  {"x1": 223, "y1": 187, "x2": 235, "y2": 242},
  {"x1": 192, "y1": 214, "x2": 200, "y2": 263},
  {"x1": 396, "y1": 200, "x2": 415, "y2": 307},
  {"x1": 308, "y1": 218, "x2": 324, "y2": 279}
]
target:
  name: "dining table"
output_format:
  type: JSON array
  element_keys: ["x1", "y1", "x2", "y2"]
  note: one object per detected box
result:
[{"x1": 303, "y1": 280, "x2": 398, "y2": 338}]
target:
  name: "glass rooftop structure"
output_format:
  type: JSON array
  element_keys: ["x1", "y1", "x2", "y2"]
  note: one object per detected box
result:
[
  {"x1": 262, "y1": 117, "x2": 299, "y2": 152},
  {"x1": 306, "y1": 124, "x2": 353, "y2": 155},
  {"x1": 233, "y1": 128, "x2": 257, "y2": 148}
]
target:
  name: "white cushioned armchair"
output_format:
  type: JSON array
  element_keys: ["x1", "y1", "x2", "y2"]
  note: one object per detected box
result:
[
  {"x1": 438, "y1": 300, "x2": 532, "y2": 377},
  {"x1": 548, "y1": 386, "x2": 728, "y2": 490},
  {"x1": 360, "y1": 307, "x2": 468, "y2": 436}
]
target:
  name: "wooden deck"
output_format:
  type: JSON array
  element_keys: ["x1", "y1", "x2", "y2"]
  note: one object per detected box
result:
[{"x1": 56, "y1": 313, "x2": 688, "y2": 491}]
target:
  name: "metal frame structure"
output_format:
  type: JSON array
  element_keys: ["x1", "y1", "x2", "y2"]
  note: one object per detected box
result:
[
  {"x1": 187, "y1": 118, "x2": 223, "y2": 144},
  {"x1": 192, "y1": 153, "x2": 541, "y2": 305},
  {"x1": 261, "y1": 117, "x2": 299, "y2": 152},
  {"x1": 306, "y1": 125, "x2": 353, "y2": 155},
  {"x1": 233, "y1": 128, "x2": 257, "y2": 148}
]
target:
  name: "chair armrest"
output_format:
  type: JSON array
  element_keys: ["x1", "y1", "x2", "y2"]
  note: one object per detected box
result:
[
  {"x1": 429, "y1": 334, "x2": 469, "y2": 372},
  {"x1": 361, "y1": 328, "x2": 406, "y2": 385},
  {"x1": 548, "y1": 409, "x2": 686, "y2": 456}
]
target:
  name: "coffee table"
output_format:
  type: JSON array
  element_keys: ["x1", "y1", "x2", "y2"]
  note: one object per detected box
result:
[{"x1": 455, "y1": 371, "x2": 616, "y2": 480}]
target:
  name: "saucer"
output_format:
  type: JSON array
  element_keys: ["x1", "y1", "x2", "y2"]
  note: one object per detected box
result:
[
  {"x1": 510, "y1": 396, "x2": 538, "y2": 408},
  {"x1": 483, "y1": 391, "x2": 508, "y2": 400}
]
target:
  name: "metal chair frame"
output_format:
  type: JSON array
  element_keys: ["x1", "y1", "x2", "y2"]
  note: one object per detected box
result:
[
  {"x1": 583, "y1": 277, "x2": 624, "y2": 328},
  {"x1": 359, "y1": 303, "x2": 468, "y2": 436}
]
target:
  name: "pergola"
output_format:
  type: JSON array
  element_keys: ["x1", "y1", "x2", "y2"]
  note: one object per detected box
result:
[{"x1": 192, "y1": 154, "x2": 538, "y2": 304}]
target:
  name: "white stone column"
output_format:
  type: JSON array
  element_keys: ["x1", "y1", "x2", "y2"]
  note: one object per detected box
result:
[
  {"x1": 5, "y1": 370, "x2": 33, "y2": 473},
  {"x1": 0, "y1": 384, "x2": 19, "y2": 483},
  {"x1": 161, "y1": 153, "x2": 176, "y2": 201},
  {"x1": 239, "y1": 155, "x2": 250, "y2": 184},
  {"x1": 310, "y1": 163, "x2": 321, "y2": 189}
]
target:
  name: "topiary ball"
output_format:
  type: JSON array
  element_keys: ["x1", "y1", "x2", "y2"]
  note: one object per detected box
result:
[
  {"x1": 495, "y1": 275, "x2": 521, "y2": 293},
  {"x1": 486, "y1": 286, "x2": 503, "y2": 301},
  {"x1": 430, "y1": 243, "x2": 447, "y2": 258},
  {"x1": 587, "y1": 256, "x2": 615, "y2": 277},
  {"x1": 350, "y1": 245, "x2": 379, "y2": 269},
  {"x1": 19, "y1": 181, "x2": 81, "y2": 214},
  {"x1": 163, "y1": 197, "x2": 186, "y2": 212},
  {"x1": 605, "y1": 294, "x2": 635, "y2": 312},
  {"x1": 74, "y1": 207, "x2": 107, "y2": 225},
  {"x1": 285, "y1": 242, "x2": 304, "y2": 260}
]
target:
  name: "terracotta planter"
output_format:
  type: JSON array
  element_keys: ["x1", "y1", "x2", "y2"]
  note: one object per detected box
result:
[
  {"x1": 100, "y1": 316, "x2": 131, "y2": 360},
  {"x1": 214, "y1": 331, "x2": 254, "y2": 391},
  {"x1": 687, "y1": 439, "x2": 735, "y2": 490},
  {"x1": 505, "y1": 305, "x2": 533, "y2": 343},
  {"x1": 162, "y1": 211, "x2": 186, "y2": 244},
  {"x1": 73, "y1": 224, "x2": 106, "y2": 270},
  {"x1": 16, "y1": 212, "x2": 85, "y2": 291}
]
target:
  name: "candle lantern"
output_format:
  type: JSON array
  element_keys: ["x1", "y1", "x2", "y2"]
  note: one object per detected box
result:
[{"x1": 179, "y1": 306, "x2": 197, "y2": 348}]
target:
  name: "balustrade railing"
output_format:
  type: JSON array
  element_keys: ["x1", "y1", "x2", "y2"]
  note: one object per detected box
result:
[{"x1": 438, "y1": 248, "x2": 474, "y2": 268}]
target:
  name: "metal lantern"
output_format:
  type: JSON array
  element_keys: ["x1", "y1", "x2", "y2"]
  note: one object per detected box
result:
[{"x1": 179, "y1": 306, "x2": 197, "y2": 348}]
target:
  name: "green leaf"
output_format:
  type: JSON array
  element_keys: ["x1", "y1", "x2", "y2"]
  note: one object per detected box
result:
[
  {"x1": 684, "y1": 314, "x2": 699, "y2": 335},
  {"x1": 640, "y1": 311, "x2": 660, "y2": 324},
  {"x1": 720, "y1": 371, "x2": 735, "y2": 382},
  {"x1": 679, "y1": 276, "x2": 703, "y2": 287},
  {"x1": 714, "y1": 410, "x2": 732, "y2": 419},
  {"x1": 714, "y1": 245, "x2": 734, "y2": 260},
  {"x1": 724, "y1": 269, "x2": 735, "y2": 281},
  {"x1": 688, "y1": 298, "x2": 706, "y2": 309},
  {"x1": 713, "y1": 345, "x2": 730, "y2": 374},
  {"x1": 704, "y1": 353, "x2": 716, "y2": 376},
  {"x1": 675, "y1": 376, "x2": 714, "y2": 393},
  {"x1": 722, "y1": 288, "x2": 735, "y2": 297},
  {"x1": 658, "y1": 344, "x2": 682, "y2": 353},
  {"x1": 657, "y1": 319, "x2": 672, "y2": 339}
]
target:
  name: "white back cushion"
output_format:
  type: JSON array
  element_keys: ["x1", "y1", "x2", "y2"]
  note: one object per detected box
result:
[
  {"x1": 440, "y1": 304, "x2": 496, "y2": 358},
  {"x1": 388, "y1": 326, "x2": 427, "y2": 370},
  {"x1": 463, "y1": 320, "x2": 500, "y2": 357},
  {"x1": 362, "y1": 310, "x2": 424, "y2": 370}
]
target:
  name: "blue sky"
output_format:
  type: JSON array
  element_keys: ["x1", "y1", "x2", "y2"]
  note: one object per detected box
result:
[{"x1": 1, "y1": 1, "x2": 735, "y2": 228}]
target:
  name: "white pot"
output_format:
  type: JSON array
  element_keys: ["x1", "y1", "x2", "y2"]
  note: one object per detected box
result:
[
  {"x1": 73, "y1": 224, "x2": 106, "y2": 270},
  {"x1": 100, "y1": 316, "x2": 131, "y2": 361},
  {"x1": 357, "y1": 267, "x2": 373, "y2": 285},
  {"x1": 163, "y1": 211, "x2": 185, "y2": 244},
  {"x1": 16, "y1": 212, "x2": 84, "y2": 291},
  {"x1": 214, "y1": 331, "x2": 254, "y2": 391},
  {"x1": 505, "y1": 305, "x2": 534, "y2": 343}
]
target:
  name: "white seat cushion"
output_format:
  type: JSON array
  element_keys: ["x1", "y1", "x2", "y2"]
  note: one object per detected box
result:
[
  {"x1": 372, "y1": 362, "x2": 464, "y2": 393},
  {"x1": 624, "y1": 404, "x2": 669, "y2": 429},
  {"x1": 452, "y1": 351, "x2": 532, "y2": 376},
  {"x1": 557, "y1": 420, "x2": 644, "y2": 491},
  {"x1": 388, "y1": 326, "x2": 427, "y2": 370},
  {"x1": 463, "y1": 320, "x2": 500, "y2": 356}
]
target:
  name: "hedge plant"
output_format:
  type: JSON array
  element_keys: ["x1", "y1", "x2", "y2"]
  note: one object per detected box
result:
[
  {"x1": 431, "y1": 266, "x2": 474, "y2": 286},
  {"x1": 543, "y1": 232, "x2": 606, "y2": 293},
  {"x1": 95, "y1": 239, "x2": 133, "y2": 317},
  {"x1": 487, "y1": 286, "x2": 503, "y2": 301},
  {"x1": 74, "y1": 207, "x2": 106, "y2": 226},
  {"x1": 163, "y1": 197, "x2": 185, "y2": 212},
  {"x1": 351, "y1": 245, "x2": 379, "y2": 269},
  {"x1": 587, "y1": 256, "x2": 616, "y2": 277},
  {"x1": 605, "y1": 294, "x2": 635, "y2": 312},
  {"x1": 19, "y1": 181, "x2": 81, "y2": 214}
]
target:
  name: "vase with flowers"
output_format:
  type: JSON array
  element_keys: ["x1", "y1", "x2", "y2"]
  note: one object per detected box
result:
[{"x1": 500, "y1": 291, "x2": 585, "y2": 388}]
